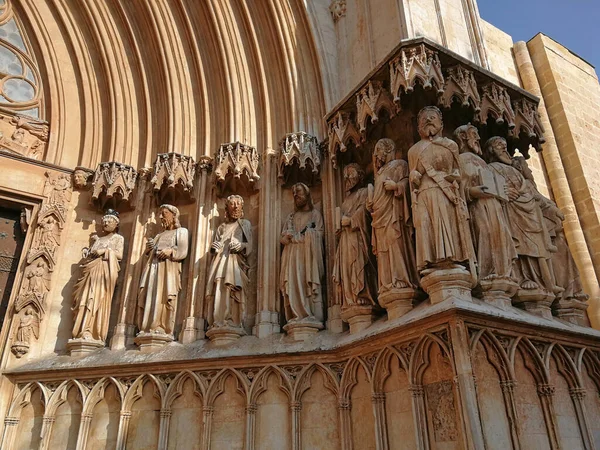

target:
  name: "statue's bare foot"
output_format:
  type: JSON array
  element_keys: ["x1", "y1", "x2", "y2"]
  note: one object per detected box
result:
[{"x1": 521, "y1": 280, "x2": 538, "y2": 290}]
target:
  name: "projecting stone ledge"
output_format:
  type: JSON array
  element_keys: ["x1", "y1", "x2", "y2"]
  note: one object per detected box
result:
[{"x1": 7, "y1": 297, "x2": 600, "y2": 375}]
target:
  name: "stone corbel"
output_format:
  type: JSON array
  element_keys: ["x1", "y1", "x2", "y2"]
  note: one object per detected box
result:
[
  {"x1": 0, "y1": 111, "x2": 49, "y2": 160},
  {"x1": 329, "y1": 0, "x2": 346, "y2": 22},
  {"x1": 327, "y1": 111, "x2": 361, "y2": 168},
  {"x1": 72, "y1": 166, "x2": 94, "y2": 190},
  {"x1": 214, "y1": 141, "x2": 260, "y2": 192},
  {"x1": 91, "y1": 162, "x2": 138, "y2": 211},
  {"x1": 476, "y1": 82, "x2": 516, "y2": 129},
  {"x1": 278, "y1": 131, "x2": 320, "y2": 185},
  {"x1": 512, "y1": 98, "x2": 546, "y2": 148},
  {"x1": 150, "y1": 152, "x2": 197, "y2": 204},
  {"x1": 355, "y1": 80, "x2": 398, "y2": 134},
  {"x1": 389, "y1": 44, "x2": 444, "y2": 102},
  {"x1": 439, "y1": 65, "x2": 481, "y2": 112}
]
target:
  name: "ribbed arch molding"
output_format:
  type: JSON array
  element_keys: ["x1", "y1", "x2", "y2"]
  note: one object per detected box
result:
[{"x1": 19, "y1": 0, "x2": 326, "y2": 168}]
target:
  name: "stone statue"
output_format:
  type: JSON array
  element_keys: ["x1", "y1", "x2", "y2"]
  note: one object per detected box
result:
[
  {"x1": 407, "y1": 106, "x2": 475, "y2": 303},
  {"x1": 484, "y1": 137, "x2": 556, "y2": 316},
  {"x1": 513, "y1": 156, "x2": 588, "y2": 323},
  {"x1": 280, "y1": 183, "x2": 325, "y2": 339},
  {"x1": 71, "y1": 210, "x2": 124, "y2": 345},
  {"x1": 332, "y1": 164, "x2": 378, "y2": 331},
  {"x1": 454, "y1": 124, "x2": 518, "y2": 307},
  {"x1": 206, "y1": 195, "x2": 253, "y2": 343},
  {"x1": 12, "y1": 307, "x2": 39, "y2": 358},
  {"x1": 367, "y1": 139, "x2": 419, "y2": 318},
  {"x1": 137, "y1": 204, "x2": 189, "y2": 347}
]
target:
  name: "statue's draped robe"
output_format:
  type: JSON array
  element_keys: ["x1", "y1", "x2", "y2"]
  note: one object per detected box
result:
[
  {"x1": 206, "y1": 219, "x2": 252, "y2": 327},
  {"x1": 138, "y1": 227, "x2": 189, "y2": 335},
  {"x1": 370, "y1": 160, "x2": 418, "y2": 293},
  {"x1": 408, "y1": 137, "x2": 471, "y2": 271},
  {"x1": 332, "y1": 187, "x2": 377, "y2": 306},
  {"x1": 280, "y1": 208, "x2": 324, "y2": 322},
  {"x1": 488, "y1": 163, "x2": 554, "y2": 291},
  {"x1": 72, "y1": 233, "x2": 124, "y2": 341},
  {"x1": 459, "y1": 152, "x2": 516, "y2": 280}
]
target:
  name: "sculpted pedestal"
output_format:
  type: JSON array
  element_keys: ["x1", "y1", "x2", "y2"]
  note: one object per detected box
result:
[
  {"x1": 554, "y1": 298, "x2": 589, "y2": 325},
  {"x1": 479, "y1": 278, "x2": 519, "y2": 310},
  {"x1": 67, "y1": 339, "x2": 104, "y2": 357},
  {"x1": 421, "y1": 267, "x2": 472, "y2": 305},
  {"x1": 134, "y1": 332, "x2": 174, "y2": 353},
  {"x1": 340, "y1": 305, "x2": 378, "y2": 333},
  {"x1": 283, "y1": 317, "x2": 324, "y2": 341}
]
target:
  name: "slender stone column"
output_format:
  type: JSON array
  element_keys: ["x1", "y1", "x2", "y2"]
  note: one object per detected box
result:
[
  {"x1": 182, "y1": 157, "x2": 213, "y2": 343},
  {"x1": 254, "y1": 150, "x2": 281, "y2": 337},
  {"x1": 536, "y1": 384, "x2": 561, "y2": 449},
  {"x1": 75, "y1": 412, "x2": 93, "y2": 450},
  {"x1": 514, "y1": 41, "x2": 600, "y2": 328},
  {"x1": 116, "y1": 410, "x2": 132, "y2": 450},
  {"x1": 201, "y1": 406, "x2": 214, "y2": 450},
  {"x1": 409, "y1": 384, "x2": 429, "y2": 450},
  {"x1": 448, "y1": 320, "x2": 485, "y2": 449},
  {"x1": 372, "y1": 392, "x2": 388, "y2": 450},
  {"x1": 111, "y1": 175, "x2": 154, "y2": 349},
  {"x1": 39, "y1": 415, "x2": 56, "y2": 450},
  {"x1": 1, "y1": 417, "x2": 19, "y2": 450},
  {"x1": 569, "y1": 387, "x2": 594, "y2": 450},
  {"x1": 338, "y1": 399, "x2": 352, "y2": 450},
  {"x1": 499, "y1": 380, "x2": 522, "y2": 450},
  {"x1": 158, "y1": 409, "x2": 172, "y2": 450},
  {"x1": 245, "y1": 403, "x2": 257, "y2": 450},
  {"x1": 291, "y1": 401, "x2": 302, "y2": 450}
]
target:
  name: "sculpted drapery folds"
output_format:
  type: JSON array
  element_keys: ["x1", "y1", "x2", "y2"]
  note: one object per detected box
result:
[
  {"x1": 71, "y1": 210, "x2": 124, "y2": 343},
  {"x1": 280, "y1": 183, "x2": 325, "y2": 325},
  {"x1": 367, "y1": 139, "x2": 419, "y2": 300},
  {"x1": 454, "y1": 125, "x2": 517, "y2": 283},
  {"x1": 206, "y1": 195, "x2": 252, "y2": 331},
  {"x1": 484, "y1": 137, "x2": 556, "y2": 297},
  {"x1": 407, "y1": 107, "x2": 474, "y2": 275},
  {"x1": 513, "y1": 157, "x2": 588, "y2": 311},
  {"x1": 137, "y1": 204, "x2": 189, "y2": 337},
  {"x1": 333, "y1": 164, "x2": 378, "y2": 308}
]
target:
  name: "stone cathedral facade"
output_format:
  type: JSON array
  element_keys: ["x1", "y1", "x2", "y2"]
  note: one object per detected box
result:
[{"x1": 0, "y1": 0, "x2": 599, "y2": 449}]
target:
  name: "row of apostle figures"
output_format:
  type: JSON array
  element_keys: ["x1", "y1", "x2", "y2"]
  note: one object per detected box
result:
[{"x1": 66, "y1": 105, "x2": 588, "y2": 352}]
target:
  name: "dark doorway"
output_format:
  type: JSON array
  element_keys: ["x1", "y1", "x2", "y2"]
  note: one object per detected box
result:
[{"x1": 0, "y1": 204, "x2": 26, "y2": 328}]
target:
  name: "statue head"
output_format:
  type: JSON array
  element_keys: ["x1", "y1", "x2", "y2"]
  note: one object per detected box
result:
[
  {"x1": 292, "y1": 183, "x2": 313, "y2": 211},
  {"x1": 453, "y1": 124, "x2": 481, "y2": 155},
  {"x1": 417, "y1": 106, "x2": 443, "y2": 140},
  {"x1": 102, "y1": 209, "x2": 120, "y2": 233},
  {"x1": 483, "y1": 136, "x2": 512, "y2": 165},
  {"x1": 159, "y1": 204, "x2": 181, "y2": 230},
  {"x1": 73, "y1": 168, "x2": 90, "y2": 189},
  {"x1": 225, "y1": 195, "x2": 244, "y2": 221},
  {"x1": 373, "y1": 138, "x2": 396, "y2": 171},
  {"x1": 343, "y1": 163, "x2": 365, "y2": 192},
  {"x1": 512, "y1": 156, "x2": 534, "y2": 182}
]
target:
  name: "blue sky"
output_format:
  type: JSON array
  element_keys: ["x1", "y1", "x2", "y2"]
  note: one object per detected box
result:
[{"x1": 478, "y1": 0, "x2": 600, "y2": 71}]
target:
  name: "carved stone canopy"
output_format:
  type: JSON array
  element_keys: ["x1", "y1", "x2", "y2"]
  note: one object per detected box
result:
[
  {"x1": 91, "y1": 162, "x2": 137, "y2": 211},
  {"x1": 325, "y1": 37, "x2": 546, "y2": 163},
  {"x1": 150, "y1": 152, "x2": 196, "y2": 205},
  {"x1": 279, "y1": 132, "x2": 320, "y2": 185},
  {"x1": 214, "y1": 141, "x2": 260, "y2": 192}
]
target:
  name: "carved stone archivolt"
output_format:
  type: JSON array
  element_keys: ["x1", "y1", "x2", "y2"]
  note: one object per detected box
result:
[
  {"x1": 214, "y1": 142, "x2": 260, "y2": 192},
  {"x1": 91, "y1": 162, "x2": 138, "y2": 211},
  {"x1": 12, "y1": 172, "x2": 72, "y2": 357},
  {"x1": 150, "y1": 152, "x2": 196, "y2": 204},
  {"x1": 0, "y1": 112, "x2": 48, "y2": 160},
  {"x1": 279, "y1": 131, "x2": 320, "y2": 184}
]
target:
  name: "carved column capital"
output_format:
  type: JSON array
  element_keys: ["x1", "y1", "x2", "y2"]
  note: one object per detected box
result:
[
  {"x1": 537, "y1": 384, "x2": 556, "y2": 397},
  {"x1": 120, "y1": 411, "x2": 132, "y2": 419},
  {"x1": 246, "y1": 403, "x2": 258, "y2": 414},
  {"x1": 500, "y1": 380, "x2": 516, "y2": 393},
  {"x1": 197, "y1": 155, "x2": 214, "y2": 172},
  {"x1": 338, "y1": 399, "x2": 351, "y2": 410},
  {"x1": 160, "y1": 409, "x2": 172, "y2": 419},
  {"x1": 569, "y1": 387, "x2": 587, "y2": 400},
  {"x1": 372, "y1": 392, "x2": 386, "y2": 404},
  {"x1": 409, "y1": 384, "x2": 424, "y2": 398},
  {"x1": 42, "y1": 416, "x2": 56, "y2": 425},
  {"x1": 329, "y1": 0, "x2": 346, "y2": 22},
  {"x1": 290, "y1": 401, "x2": 302, "y2": 412},
  {"x1": 4, "y1": 417, "x2": 19, "y2": 426}
]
